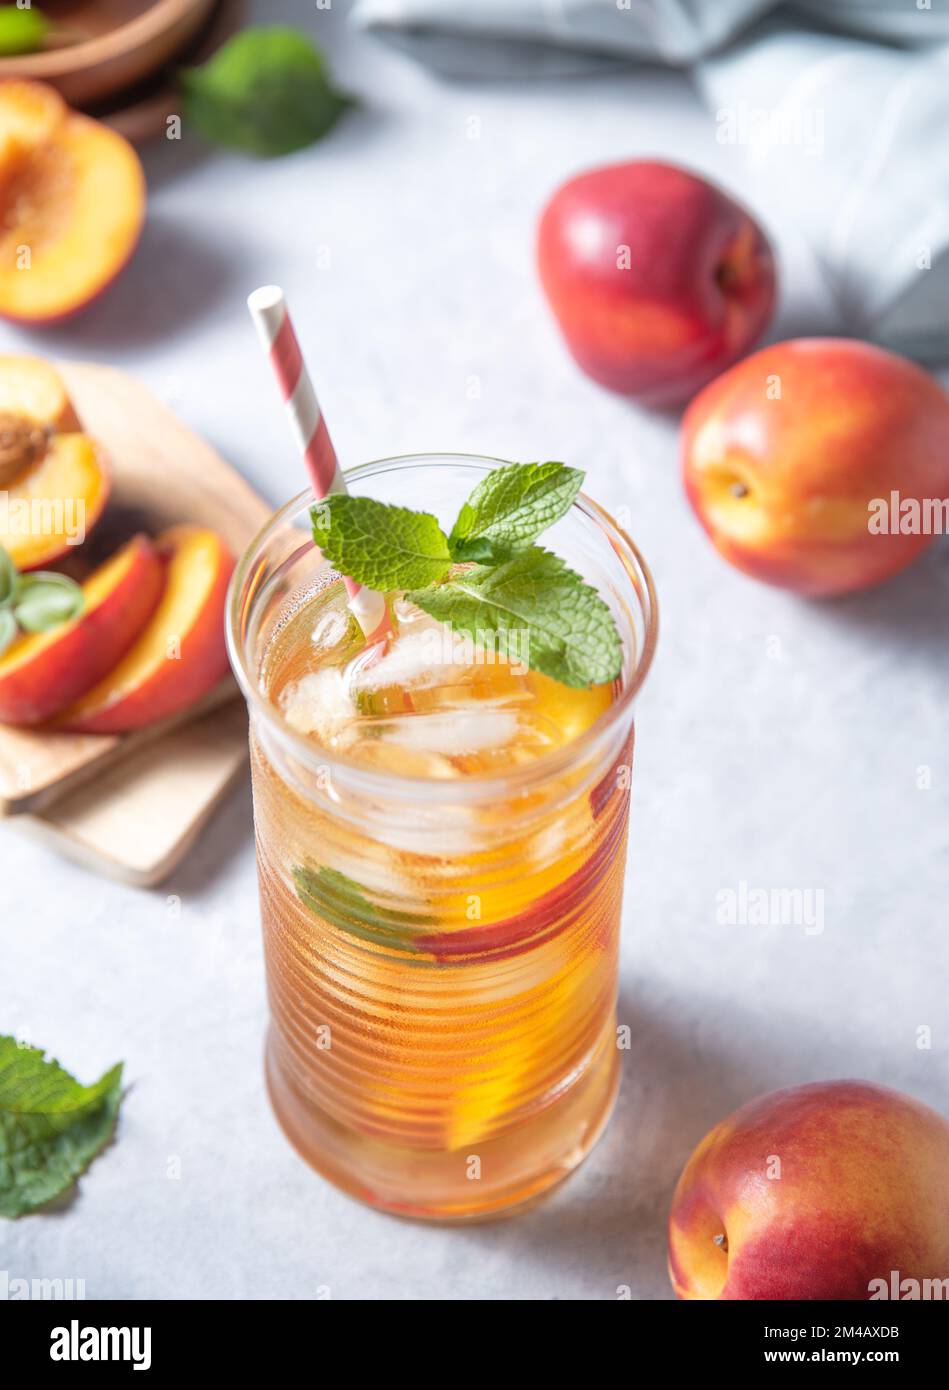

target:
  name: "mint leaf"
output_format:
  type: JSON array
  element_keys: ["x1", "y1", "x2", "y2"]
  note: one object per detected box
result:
[
  {"x1": 0, "y1": 545, "x2": 15, "y2": 606},
  {"x1": 293, "y1": 866, "x2": 437, "y2": 952},
  {"x1": 0, "y1": 1037, "x2": 123, "y2": 1218},
  {"x1": 311, "y1": 494, "x2": 451, "y2": 591},
  {"x1": 409, "y1": 547, "x2": 622, "y2": 689},
  {"x1": 0, "y1": 6, "x2": 49, "y2": 57},
  {"x1": 181, "y1": 26, "x2": 352, "y2": 157},
  {"x1": 14, "y1": 572, "x2": 84, "y2": 633},
  {"x1": 448, "y1": 462, "x2": 583, "y2": 563},
  {"x1": 0, "y1": 608, "x2": 16, "y2": 658}
]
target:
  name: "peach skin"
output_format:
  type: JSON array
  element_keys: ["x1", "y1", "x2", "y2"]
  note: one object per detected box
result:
[
  {"x1": 0, "y1": 80, "x2": 145, "y2": 323},
  {"x1": 682, "y1": 338, "x2": 949, "y2": 595},
  {"x1": 668, "y1": 1081, "x2": 949, "y2": 1300},
  {"x1": 54, "y1": 525, "x2": 235, "y2": 735},
  {"x1": 538, "y1": 160, "x2": 776, "y2": 407},
  {"x1": 0, "y1": 534, "x2": 163, "y2": 726}
]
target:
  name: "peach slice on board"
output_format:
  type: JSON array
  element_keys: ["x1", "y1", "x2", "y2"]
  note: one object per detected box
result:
[
  {"x1": 0, "y1": 534, "x2": 164, "y2": 726},
  {"x1": 0, "y1": 354, "x2": 80, "y2": 433},
  {"x1": 0, "y1": 431, "x2": 109, "y2": 570},
  {"x1": 0, "y1": 81, "x2": 146, "y2": 323},
  {"x1": 55, "y1": 525, "x2": 235, "y2": 736}
]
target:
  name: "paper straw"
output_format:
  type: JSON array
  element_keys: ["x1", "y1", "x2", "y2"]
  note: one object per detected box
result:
[{"x1": 247, "y1": 286, "x2": 390, "y2": 642}]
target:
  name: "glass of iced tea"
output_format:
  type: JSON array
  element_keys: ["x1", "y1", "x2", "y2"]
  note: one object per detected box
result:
[{"x1": 227, "y1": 454, "x2": 656, "y2": 1220}]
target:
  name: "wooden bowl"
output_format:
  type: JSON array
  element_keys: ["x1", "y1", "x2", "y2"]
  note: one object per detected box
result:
[{"x1": 0, "y1": 1, "x2": 217, "y2": 108}]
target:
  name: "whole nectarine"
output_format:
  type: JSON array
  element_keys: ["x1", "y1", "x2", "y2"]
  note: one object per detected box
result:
[
  {"x1": 668, "y1": 1081, "x2": 949, "y2": 1300},
  {"x1": 682, "y1": 338, "x2": 949, "y2": 595},
  {"x1": 537, "y1": 160, "x2": 776, "y2": 406}
]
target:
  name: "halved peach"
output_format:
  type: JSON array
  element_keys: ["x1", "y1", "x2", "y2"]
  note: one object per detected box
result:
[
  {"x1": 0, "y1": 432, "x2": 109, "y2": 570},
  {"x1": 0, "y1": 354, "x2": 80, "y2": 433},
  {"x1": 0, "y1": 534, "x2": 163, "y2": 726},
  {"x1": 0, "y1": 80, "x2": 65, "y2": 176},
  {"x1": 0, "y1": 81, "x2": 145, "y2": 323},
  {"x1": 55, "y1": 525, "x2": 235, "y2": 735}
]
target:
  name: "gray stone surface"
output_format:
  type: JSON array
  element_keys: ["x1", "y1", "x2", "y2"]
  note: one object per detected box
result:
[{"x1": 1, "y1": 0, "x2": 946, "y2": 1301}]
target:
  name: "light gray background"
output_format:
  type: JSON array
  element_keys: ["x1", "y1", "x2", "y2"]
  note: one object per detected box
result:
[{"x1": 2, "y1": 1, "x2": 946, "y2": 1301}]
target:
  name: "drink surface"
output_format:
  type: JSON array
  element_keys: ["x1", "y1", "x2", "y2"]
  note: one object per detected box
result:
[{"x1": 251, "y1": 577, "x2": 631, "y2": 1218}]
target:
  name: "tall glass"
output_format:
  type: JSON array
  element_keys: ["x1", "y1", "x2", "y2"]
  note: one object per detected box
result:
[{"x1": 227, "y1": 455, "x2": 657, "y2": 1220}]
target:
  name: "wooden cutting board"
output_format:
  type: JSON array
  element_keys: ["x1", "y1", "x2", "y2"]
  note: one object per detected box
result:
[
  {"x1": 0, "y1": 361, "x2": 271, "y2": 880},
  {"x1": 11, "y1": 700, "x2": 250, "y2": 886}
]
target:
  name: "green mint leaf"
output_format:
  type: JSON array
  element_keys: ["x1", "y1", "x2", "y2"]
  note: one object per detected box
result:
[
  {"x1": 448, "y1": 462, "x2": 584, "y2": 563},
  {"x1": 13, "y1": 572, "x2": 84, "y2": 633},
  {"x1": 0, "y1": 1036, "x2": 123, "y2": 1218},
  {"x1": 0, "y1": 546, "x2": 15, "y2": 607},
  {"x1": 181, "y1": 26, "x2": 353, "y2": 157},
  {"x1": 293, "y1": 866, "x2": 437, "y2": 952},
  {"x1": 409, "y1": 546, "x2": 623, "y2": 689},
  {"x1": 0, "y1": 608, "x2": 16, "y2": 658},
  {"x1": 311, "y1": 494, "x2": 451, "y2": 591},
  {"x1": 0, "y1": 6, "x2": 49, "y2": 56}
]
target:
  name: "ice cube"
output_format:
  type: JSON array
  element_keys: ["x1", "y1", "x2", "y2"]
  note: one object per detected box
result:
[
  {"x1": 349, "y1": 623, "x2": 460, "y2": 695},
  {"x1": 310, "y1": 604, "x2": 353, "y2": 654},
  {"x1": 370, "y1": 709, "x2": 522, "y2": 755},
  {"x1": 280, "y1": 668, "x2": 354, "y2": 743}
]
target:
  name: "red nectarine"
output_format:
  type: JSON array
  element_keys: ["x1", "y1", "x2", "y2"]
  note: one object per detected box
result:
[
  {"x1": 669, "y1": 1080, "x2": 949, "y2": 1300},
  {"x1": 682, "y1": 338, "x2": 949, "y2": 595},
  {"x1": 538, "y1": 160, "x2": 776, "y2": 407}
]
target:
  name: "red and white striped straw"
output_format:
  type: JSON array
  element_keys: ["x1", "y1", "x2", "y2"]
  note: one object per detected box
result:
[{"x1": 247, "y1": 285, "x2": 390, "y2": 642}]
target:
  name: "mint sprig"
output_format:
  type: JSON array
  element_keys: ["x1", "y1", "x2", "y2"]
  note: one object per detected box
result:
[
  {"x1": 0, "y1": 546, "x2": 84, "y2": 659},
  {"x1": 0, "y1": 1036, "x2": 123, "y2": 1218},
  {"x1": 310, "y1": 461, "x2": 623, "y2": 689},
  {"x1": 181, "y1": 27, "x2": 353, "y2": 158},
  {"x1": 448, "y1": 461, "x2": 583, "y2": 563}
]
